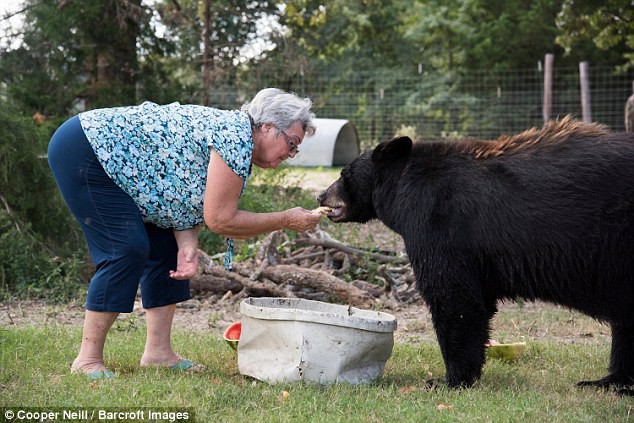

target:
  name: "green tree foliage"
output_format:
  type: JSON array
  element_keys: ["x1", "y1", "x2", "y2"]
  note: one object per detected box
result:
[
  {"x1": 401, "y1": 0, "x2": 621, "y2": 72},
  {"x1": 0, "y1": 103, "x2": 86, "y2": 301},
  {"x1": 274, "y1": 0, "x2": 415, "y2": 68},
  {"x1": 0, "y1": 0, "x2": 168, "y2": 115},
  {"x1": 153, "y1": 0, "x2": 279, "y2": 104},
  {"x1": 0, "y1": 106, "x2": 77, "y2": 245},
  {"x1": 402, "y1": 0, "x2": 478, "y2": 72},
  {"x1": 260, "y1": 0, "x2": 630, "y2": 142},
  {"x1": 460, "y1": 0, "x2": 564, "y2": 70},
  {"x1": 248, "y1": 0, "x2": 422, "y2": 142},
  {"x1": 556, "y1": 0, "x2": 634, "y2": 71}
]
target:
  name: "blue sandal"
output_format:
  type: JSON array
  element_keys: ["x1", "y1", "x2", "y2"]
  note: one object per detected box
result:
[
  {"x1": 85, "y1": 370, "x2": 116, "y2": 380},
  {"x1": 169, "y1": 359, "x2": 204, "y2": 372}
]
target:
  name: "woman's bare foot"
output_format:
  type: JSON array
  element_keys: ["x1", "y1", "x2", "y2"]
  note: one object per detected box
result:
[
  {"x1": 139, "y1": 352, "x2": 183, "y2": 368},
  {"x1": 70, "y1": 357, "x2": 110, "y2": 375}
]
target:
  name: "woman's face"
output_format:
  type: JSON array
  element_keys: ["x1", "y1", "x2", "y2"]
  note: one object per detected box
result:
[{"x1": 252, "y1": 122, "x2": 305, "y2": 169}]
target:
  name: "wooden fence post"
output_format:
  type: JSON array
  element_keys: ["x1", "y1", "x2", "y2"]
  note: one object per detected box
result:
[
  {"x1": 543, "y1": 54, "x2": 554, "y2": 123},
  {"x1": 626, "y1": 81, "x2": 634, "y2": 132},
  {"x1": 579, "y1": 62, "x2": 592, "y2": 122}
]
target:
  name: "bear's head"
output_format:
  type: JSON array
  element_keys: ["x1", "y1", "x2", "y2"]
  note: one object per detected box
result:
[{"x1": 317, "y1": 136, "x2": 413, "y2": 223}]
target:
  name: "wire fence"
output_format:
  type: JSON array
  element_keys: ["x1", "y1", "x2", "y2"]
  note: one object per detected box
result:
[{"x1": 203, "y1": 64, "x2": 634, "y2": 148}]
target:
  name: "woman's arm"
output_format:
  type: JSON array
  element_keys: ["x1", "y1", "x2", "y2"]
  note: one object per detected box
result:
[
  {"x1": 204, "y1": 151, "x2": 321, "y2": 239},
  {"x1": 169, "y1": 226, "x2": 201, "y2": 280}
]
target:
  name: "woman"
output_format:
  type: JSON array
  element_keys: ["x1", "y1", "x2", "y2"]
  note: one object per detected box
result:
[{"x1": 48, "y1": 88, "x2": 322, "y2": 379}]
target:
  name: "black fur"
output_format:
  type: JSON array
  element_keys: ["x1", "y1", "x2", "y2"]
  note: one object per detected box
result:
[{"x1": 318, "y1": 118, "x2": 634, "y2": 393}]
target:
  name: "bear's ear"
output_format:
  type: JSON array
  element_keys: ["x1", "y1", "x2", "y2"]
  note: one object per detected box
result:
[{"x1": 372, "y1": 136, "x2": 413, "y2": 163}]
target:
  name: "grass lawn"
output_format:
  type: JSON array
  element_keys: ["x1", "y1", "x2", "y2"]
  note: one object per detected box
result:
[{"x1": 1, "y1": 317, "x2": 632, "y2": 423}]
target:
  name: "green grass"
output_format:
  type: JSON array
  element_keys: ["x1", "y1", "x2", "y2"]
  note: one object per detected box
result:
[{"x1": 1, "y1": 324, "x2": 632, "y2": 422}]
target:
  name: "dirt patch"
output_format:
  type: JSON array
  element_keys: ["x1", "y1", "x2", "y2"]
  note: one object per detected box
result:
[
  {"x1": 0, "y1": 296, "x2": 611, "y2": 347},
  {"x1": 0, "y1": 297, "x2": 429, "y2": 342}
]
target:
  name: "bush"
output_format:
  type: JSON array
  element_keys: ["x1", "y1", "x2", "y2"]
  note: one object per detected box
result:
[
  {"x1": 0, "y1": 209, "x2": 86, "y2": 302},
  {"x1": 0, "y1": 105, "x2": 87, "y2": 301},
  {"x1": 0, "y1": 105, "x2": 82, "y2": 248}
]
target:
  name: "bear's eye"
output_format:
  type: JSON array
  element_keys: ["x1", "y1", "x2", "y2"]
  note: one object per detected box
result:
[
  {"x1": 342, "y1": 178, "x2": 362, "y2": 203},
  {"x1": 342, "y1": 177, "x2": 353, "y2": 195}
]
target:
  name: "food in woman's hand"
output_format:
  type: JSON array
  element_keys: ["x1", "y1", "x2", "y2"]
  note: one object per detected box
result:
[{"x1": 312, "y1": 206, "x2": 333, "y2": 216}]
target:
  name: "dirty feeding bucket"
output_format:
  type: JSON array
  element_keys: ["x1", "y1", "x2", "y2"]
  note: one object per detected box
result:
[{"x1": 237, "y1": 297, "x2": 397, "y2": 385}]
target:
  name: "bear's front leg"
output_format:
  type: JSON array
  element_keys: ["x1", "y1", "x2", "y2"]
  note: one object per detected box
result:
[{"x1": 426, "y1": 295, "x2": 491, "y2": 388}]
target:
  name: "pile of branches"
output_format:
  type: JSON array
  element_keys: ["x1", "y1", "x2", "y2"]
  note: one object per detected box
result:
[{"x1": 192, "y1": 230, "x2": 420, "y2": 308}]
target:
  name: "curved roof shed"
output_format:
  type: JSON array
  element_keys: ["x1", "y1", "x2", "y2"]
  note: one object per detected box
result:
[{"x1": 288, "y1": 118, "x2": 360, "y2": 167}]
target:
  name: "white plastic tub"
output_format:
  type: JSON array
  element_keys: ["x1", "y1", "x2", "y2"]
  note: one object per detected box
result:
[{"x1": 237, "y1": 297, "x2": 397, "y2": 385}]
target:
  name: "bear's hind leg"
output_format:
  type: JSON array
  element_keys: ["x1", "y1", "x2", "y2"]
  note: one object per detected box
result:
[{"x1": 577, "y1": 323, "x2": 634, "y2": 396}]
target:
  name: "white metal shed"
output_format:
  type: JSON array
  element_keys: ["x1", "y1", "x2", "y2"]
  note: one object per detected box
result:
[{"x1": 287, "y1": 118, "x2": 360, "y2": 167}]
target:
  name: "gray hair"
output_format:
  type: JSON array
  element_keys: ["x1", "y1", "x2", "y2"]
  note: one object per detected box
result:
[{"x1": 241, "y1": 88, "x2": 317, "y2": 136}]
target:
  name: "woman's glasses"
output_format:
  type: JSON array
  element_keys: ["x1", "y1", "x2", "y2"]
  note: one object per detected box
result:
[{"x1": 278, "y1": 128, "x2": 301, "y2": 154}]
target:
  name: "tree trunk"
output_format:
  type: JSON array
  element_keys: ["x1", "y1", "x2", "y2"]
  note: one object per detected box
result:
[{"x1": 201, "y1": 0, "x2": 212, "y2": 106}]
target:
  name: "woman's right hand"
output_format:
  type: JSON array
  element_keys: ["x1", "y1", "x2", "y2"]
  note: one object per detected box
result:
[{"x1": 283, "y1": 207, "x2": 323, "y2": 233}]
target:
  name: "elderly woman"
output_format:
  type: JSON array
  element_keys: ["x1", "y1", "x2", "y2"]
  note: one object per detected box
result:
[{"x1": 48, "y1": 88, "x2": 321, "y2": 379}]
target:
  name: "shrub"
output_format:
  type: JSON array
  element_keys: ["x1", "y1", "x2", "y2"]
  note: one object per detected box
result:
[
  {"x1": 0, "y1": 209, "x2": 86, "y2": 302},
  {"x1": 0, "y1": 105, "x2": 82, "y2": 248},
  {"x1": 0, "y1": 105, "x2": 87, "y2": 301}
]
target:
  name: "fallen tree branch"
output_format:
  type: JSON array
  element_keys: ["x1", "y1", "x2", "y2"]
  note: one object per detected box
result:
[
  {"x1": 189, "y1": 274, "x2": 242, "y2": 295},
  {"x1": 292, "y1": 236, "x2": 408, "y2": 264},
  {"x1": 192, "y1": 228, "x2": 418, "y2": 309},
  {"x1": 255, "y1": 265, "x2": 374, "y2": 308},
  {"x1": 196, "y1": 250, "x2": 294, "y2": 298},
  {"x1": 212, "y1": 266, "x2": 294, "y2": 299}
]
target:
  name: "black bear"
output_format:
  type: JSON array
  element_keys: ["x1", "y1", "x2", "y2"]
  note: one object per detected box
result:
[{"x1": 317, "y1": 117, "x2": 634, "y2": 394}]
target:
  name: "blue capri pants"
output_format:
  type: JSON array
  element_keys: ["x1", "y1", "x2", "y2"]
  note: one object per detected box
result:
[{"x1": 47, "y1": 116, "x2": 191, "y2": 312}]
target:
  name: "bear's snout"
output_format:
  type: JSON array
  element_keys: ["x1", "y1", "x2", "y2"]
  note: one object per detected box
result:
[
  {"x1": 316, "y1": 190, "x2": 327, "y2": 205},
  {"x1": 317, "y1": 179, "x2": 348, "y2": 221},
  {"x1": 316, "y1": 179, "x2": 340, "y2": 207}
]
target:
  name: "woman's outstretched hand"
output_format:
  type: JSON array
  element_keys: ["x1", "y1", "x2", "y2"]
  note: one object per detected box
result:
[{"x1": 283, "y1": 207, "x2": 324, "y2": 233}]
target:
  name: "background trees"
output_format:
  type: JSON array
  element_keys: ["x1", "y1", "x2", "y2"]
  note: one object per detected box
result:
[
  {"x1": 1, "y1": 0, "x2": 630, "y2": 118},
  {"x1": 556, "y1": 0, "x2": 634, "y2": 72},
  {"x1": 0, "y1": 0, "x2": 153, "y2": 115}
]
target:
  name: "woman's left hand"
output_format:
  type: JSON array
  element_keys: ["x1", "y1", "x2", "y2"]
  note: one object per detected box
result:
[{"x1": 169, "y1": 244, "x2": 199, "y2": 280}]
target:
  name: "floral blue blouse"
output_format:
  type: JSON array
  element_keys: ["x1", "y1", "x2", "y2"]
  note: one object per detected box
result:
[{"x1": 79, "y1": 101, "x2": 253, "y2": 231}]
